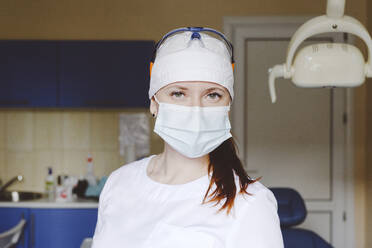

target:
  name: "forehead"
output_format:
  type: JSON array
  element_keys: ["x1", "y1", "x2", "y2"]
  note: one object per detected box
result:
[{"x1": 162, "y1": 81, "x2": 227, "y2": 90}]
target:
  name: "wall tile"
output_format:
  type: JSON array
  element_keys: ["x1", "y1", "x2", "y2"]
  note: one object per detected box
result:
[
  {"x1": 90, "y1": 151, "x2": 108, "y2": 178},
  {"x1": 32, "y1": 150, "x2": 63, "y2": 192},
  {"x1": 0, "y1": 112, "x2": 5, "y2": 150},
  {"x1": 90, "y1": 112, "x2": 118, "y2": 150},
  {"x1": 91, "y1": 151, "x2": 123, "y2": 178},
  {"x1": 118, "y1": 154, "x2": 126, "y2": 167},
  {"x1": 62, "y1": 150, "x2": 89, "y2": 177},
  {"x1": 5, "y1": 151, "x2": 34, "y2": 191},
  {"x1": 0, "y1": 150, "x2": 5, "y2": 181},
  {"x1": 0, "y1": 109, "x2": 156, "y2": 192},
  {"x1": 6, "y1": 111, "x2": 33, "y2": 151},
  {"x1": 62, "y1": 112, "x2": 90, "y2": 150},
  {"x1": 33, "y1": 111, "x2": 62, "y2": 150}
]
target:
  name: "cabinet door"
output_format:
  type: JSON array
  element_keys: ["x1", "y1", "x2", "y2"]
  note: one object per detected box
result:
[
  {"x1": 0, "y1": 41, "x2": 58, "y2": 107},
  {"x1": 59, "y1": 41, "x2": 154, "y2": 108},
  {"x1": 30, "y1": 208, "x2": 97, "y2": 248},
  {"x1": 0, "y1": 207, "x2": 29, "y2": 248}
]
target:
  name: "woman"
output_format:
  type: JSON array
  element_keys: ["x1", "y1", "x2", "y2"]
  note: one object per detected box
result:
[{"x1": 92, "y1": 27, "x2": 284, "y2": 248}]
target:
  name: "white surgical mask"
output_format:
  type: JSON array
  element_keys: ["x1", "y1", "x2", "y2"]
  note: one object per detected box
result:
[{"x1": 153, "y1": 95, "x2": 232, "y2": 158}]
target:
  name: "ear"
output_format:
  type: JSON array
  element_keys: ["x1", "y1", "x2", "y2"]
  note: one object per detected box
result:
[{"x1": 149, "y1": 96, "x2": 158, "y2": 117}]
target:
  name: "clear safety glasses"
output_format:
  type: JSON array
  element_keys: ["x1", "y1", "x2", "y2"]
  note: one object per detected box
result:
[{"x1": 149, "y1": 27, "x2": 235, "y2": 75}]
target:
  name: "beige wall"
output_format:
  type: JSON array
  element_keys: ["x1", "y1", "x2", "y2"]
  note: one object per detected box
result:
[
  {"x1": 0, "y1": 109, "x2": 163, "y2": 192},
  {"x1": 0, "y1": 0, "x2": 366, "y2": 41},
  {"x1": 0, "y1": 0, "x2": 369, "y2": 247}
]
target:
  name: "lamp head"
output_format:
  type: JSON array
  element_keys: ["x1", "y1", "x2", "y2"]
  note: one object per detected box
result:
[{"x1": 292, "y1": 43, "x2": 365, "y2": 88}]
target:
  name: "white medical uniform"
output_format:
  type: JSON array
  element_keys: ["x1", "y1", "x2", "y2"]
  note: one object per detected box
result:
[{"x1": 92, "y1": 155, "x2": 284, "y2": 248}]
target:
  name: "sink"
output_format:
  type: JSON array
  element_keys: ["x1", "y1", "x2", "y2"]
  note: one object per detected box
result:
[{"x1": 0, "y1": 191, "x2": 45, "y2": 202}]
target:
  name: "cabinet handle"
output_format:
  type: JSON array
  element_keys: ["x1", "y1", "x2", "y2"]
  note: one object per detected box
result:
[
  {"x1": 0, "y1": 100, "x2": 30, "y2": 105},
  {"x1": 30, "y1": 213, "x2": 35, "y2": 248},
  {"x1": 21, "y1": 212, "x2": 25, "y2": 246}
]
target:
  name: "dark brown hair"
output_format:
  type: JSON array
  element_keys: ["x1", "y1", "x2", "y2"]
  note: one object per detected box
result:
[{"x1": 202, "y1": 136, "x2": 262, "y2": 215}]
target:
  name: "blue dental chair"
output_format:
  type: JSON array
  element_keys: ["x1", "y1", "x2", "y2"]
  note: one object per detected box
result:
[{"x1": 269, "y1": 187, "x2": 333, "y2": 248}]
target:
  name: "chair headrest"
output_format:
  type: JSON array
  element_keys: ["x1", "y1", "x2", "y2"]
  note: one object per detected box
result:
[{"x1": 269, "y1": 187, "x2": 307, "y2": 227}]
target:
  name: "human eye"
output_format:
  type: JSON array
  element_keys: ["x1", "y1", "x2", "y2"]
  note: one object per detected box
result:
[
  {"x1": 170, "y1": 91, "x2": 185, "y2": 98},
  {"x1": 206, "y1": 92, "x2": 222, "y2": 100}
]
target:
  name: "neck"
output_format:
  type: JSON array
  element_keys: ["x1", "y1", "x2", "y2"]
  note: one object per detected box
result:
[{"x1": 150, "y1": 143, "x2": 210, "y2": 184}]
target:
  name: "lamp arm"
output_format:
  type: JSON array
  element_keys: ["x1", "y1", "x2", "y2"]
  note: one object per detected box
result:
[
  {"x1": 327, "y1": 0, "x2": 345, "y2": 18},
  {"x1": 268, "y1": 64, "x2": 287, "y2": 103}
]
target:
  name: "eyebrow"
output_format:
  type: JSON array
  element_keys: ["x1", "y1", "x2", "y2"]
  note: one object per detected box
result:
[
  {"x1": 205, "y1": 87, "x2": 225, "y2": 92},
  {"x1": 167, "y1": 86, "x2": 225, "y2": 92},
  {"x1": 167, "y1": 86, "x2": 189, "y2": 91}
]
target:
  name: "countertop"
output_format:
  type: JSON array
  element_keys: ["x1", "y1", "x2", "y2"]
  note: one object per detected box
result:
[{"x1": 0, "y1": 197, "x2": 99, "y2": 208}]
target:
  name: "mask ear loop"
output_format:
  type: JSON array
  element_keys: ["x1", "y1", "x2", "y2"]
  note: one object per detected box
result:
[{"x1": 153, "y1": 95, "x2": 161, "y2": 104}]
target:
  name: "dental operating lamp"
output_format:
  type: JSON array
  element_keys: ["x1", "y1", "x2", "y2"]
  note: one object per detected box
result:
[{"x1": 268, "y1": 0, "x2": 372, "y2": 103}]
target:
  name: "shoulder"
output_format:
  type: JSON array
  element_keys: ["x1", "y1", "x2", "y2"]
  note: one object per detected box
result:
[
  {"x1": 227, "y1": 179, "x2": 284, "y2": 247},
  {"x1": 233, "y1": 178, "x2": 278, "y2": 216},
  {"x1": 109, "y1": 155, "x2": 152, "y2": 182},
  {"x1": 99, "y1": 155, "x2": 153, "y2": 200}
]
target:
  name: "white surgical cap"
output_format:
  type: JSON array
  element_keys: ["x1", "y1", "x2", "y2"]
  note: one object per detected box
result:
[{"x1": 148, "y1": 31, "x2": 234, "y2": 100}]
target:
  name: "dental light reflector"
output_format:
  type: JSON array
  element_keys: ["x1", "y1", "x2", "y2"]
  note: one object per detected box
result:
[
  {"x1": 268, "y1": 0, "x2": 372, "y2": 103},
  {"x1": 292, "y1": 43, "x2": 365, "y2": 88}
]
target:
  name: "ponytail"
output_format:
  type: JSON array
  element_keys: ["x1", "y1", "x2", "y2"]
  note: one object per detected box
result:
[{"x1": 202, "y1": 137, "x2": 262, "y2": 215}]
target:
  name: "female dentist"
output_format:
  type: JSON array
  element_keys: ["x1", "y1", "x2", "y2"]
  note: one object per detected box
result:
[{"x1": 92, "y1": 27, "x2": 284, "y2": 248}]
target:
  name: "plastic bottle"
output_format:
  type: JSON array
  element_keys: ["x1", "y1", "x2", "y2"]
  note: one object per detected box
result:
[
  {"x1": 55, "y1": 175, "x2": 67, "y2": 202},
  {"x1": 45, "y1": 167, "x2": 55, "y2": 201},
  {"x1": 85, "y1": 154, "x2": 97, "y2": 186}
]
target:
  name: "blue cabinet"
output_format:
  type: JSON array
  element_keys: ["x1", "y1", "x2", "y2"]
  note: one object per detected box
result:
[
  {"x1": 59, "y1": 41, "x2": 154, "y2": 108},
  {"x1": 0, "y1": 208, "x2": 29, "y2": 248},
  {"x1": 0, "y1": 207, "x2": 98, "y2": 248},
  {"x1": 0, "y1": 40, "x2": 154, "y2": 108},
  {"x1": 30, "y1": 208, "x2": 97, "y2": 248},
  {"x1": 0, "y1": 41, "x2": 58, "y2": 107}
]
